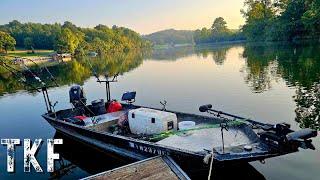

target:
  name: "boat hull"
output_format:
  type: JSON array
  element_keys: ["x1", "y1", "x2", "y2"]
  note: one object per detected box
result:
[{"x1": 43, "y1": 115, "x2": 214, "y2": 173}]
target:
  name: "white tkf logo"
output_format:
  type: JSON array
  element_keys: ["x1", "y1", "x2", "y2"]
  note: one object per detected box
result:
[{"x1": 1, "y1": 139, "x2": 63, "y2": 173}]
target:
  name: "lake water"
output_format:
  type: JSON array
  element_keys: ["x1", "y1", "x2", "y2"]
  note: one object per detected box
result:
[{"x1": 0, "y1": 43, "x2": 319, "y2": 179}]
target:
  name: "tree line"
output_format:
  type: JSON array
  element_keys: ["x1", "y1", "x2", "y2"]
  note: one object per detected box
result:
[
  {"x1": 193, "y1": 0, "x2": 320, "y2": 44},
  {"x1": 193, "y1": 17, "x2": 246, "y2": 44},
  {"x1": 0, "y1": 20, "x2": 151, "y2": 55},
  {"x1": 143, "y1": 29, "x2": 194, "y2": 45}
]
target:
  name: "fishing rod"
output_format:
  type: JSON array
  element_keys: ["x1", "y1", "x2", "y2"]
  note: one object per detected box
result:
[
  {"x1": 199, "y1": 104, "x2": 275, "y2": 129},
  {"x1": 19, "y1": 63, "x2": 58, "y2": 113},
  {"x1": 1, "y1": 59, "x2": 57, "y2": 113},
  {"x1": 199, "y1": 104, "x2": 293, "y2": 134},
  {"x1": 8, "y1": 55, "x2": 59, "y2": 87},
  {"x1": 23, "y1": 57, "x2": 59, "y2": 87},
  {"x1": 84, "y1": 57, "x2": 101, "y2": 82},
  {"x1": 82, "y1": 56, "x2": 120, "y2": 101},
  {"x1": 20, "y1": 63, "x2": 46, "y2": 86},
  {"x1": 0, "y1": 61, "x2": 41, "y2": 92}
]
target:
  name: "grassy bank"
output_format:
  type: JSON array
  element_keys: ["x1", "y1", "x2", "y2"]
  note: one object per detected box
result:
[{"x1": 5, "y1": 49, "x2": 54, "y2": 59}]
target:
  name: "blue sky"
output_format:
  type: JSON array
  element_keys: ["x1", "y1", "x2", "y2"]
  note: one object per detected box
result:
[{"x1": 0, "y1": 0, "x2": 245, "y2": 34}]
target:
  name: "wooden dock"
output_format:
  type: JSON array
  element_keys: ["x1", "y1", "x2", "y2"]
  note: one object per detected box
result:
[{"x1": 82, "y1": 156, "x2": 190, "y2": 180}]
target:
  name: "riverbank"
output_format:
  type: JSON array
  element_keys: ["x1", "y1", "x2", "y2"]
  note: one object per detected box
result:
[{"x1": 6, "y1": 49, "x2": 54, "y2": 58}]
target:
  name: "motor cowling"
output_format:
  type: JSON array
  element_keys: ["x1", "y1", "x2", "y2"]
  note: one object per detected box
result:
[{"x1": 69, "y1": 85, "x2": 87, "y2": 107}]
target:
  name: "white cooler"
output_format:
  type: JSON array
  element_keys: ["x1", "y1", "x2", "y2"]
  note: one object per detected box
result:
[{"x1": 128, "y1": 108, "x2": 177, "y2": 135}]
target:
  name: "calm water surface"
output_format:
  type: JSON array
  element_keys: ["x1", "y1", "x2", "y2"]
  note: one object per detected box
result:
[{"x1": 0, "y1": 43, "x2": 319, "y2": 179}]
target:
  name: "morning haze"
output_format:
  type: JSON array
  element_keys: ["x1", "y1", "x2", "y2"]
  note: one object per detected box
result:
[{"x1": 0, "y1": 0, "x2": 245, "y2": 34}]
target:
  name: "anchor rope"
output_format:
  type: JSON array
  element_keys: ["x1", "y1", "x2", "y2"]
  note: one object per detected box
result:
[{"x1": 208, "y1": 151, "x2": 214, "y2": 180}]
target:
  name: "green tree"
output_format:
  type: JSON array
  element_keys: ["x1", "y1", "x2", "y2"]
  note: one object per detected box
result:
[
  {"x1": 0, "y1": 31, "x2": 16, "y2": 53},
  {"x1": 302, "y1": 0, "x2": 320, "y2": 38},
  {"x1": 211, "y1": 17, "x2": 228, "y2": 33},
  {"x1": 0, "y1": 20, "x2": 149, "y2": 54},
  {"x1": 23, "y1": 37, "x2": 34, "y2": 50},
  {"x1": 278, "y1": 0, "x2": 308, "y2": 41},
  {"x1": 240, "y1": 0, "x2": 320, "y2": 41},
  {"x1": 194, "y1": 18, "x2": 245, "y2": 44},
  {"x1": 54, "y1": 28, "x2": 84, "y2": 53},
  {"x1": 241, "y1": 0, "x2": 275, "y2": 41}
]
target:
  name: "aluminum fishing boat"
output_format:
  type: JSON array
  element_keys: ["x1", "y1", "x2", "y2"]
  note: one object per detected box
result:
[{"x1": 41, "y1": 75, "x2": 317, "y2": 174}]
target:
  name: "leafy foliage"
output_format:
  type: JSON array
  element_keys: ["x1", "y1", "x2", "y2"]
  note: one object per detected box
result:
[
  {"x1": 0, "y1": 31, "x2": 16, "y2": 53},
  {"x1": 0, "y1": 21, "x2": 150, "y2": 54},
  {"x1": 54, "y1": 28, "x2": 84, "y2": 53},
  {"x1": 23, "y1": 37, "x2": 34, "y2": 50},
  {"x1": 193, "y1": 17, "x2": 245, "y2": 44},
  {"x1": 241, "y1": 0, "x2": 320, "y2": 41}
]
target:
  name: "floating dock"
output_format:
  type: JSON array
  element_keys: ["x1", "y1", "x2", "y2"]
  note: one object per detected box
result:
[{"x1": 82, "y1": 156, "x2": 190, "y2": 180}]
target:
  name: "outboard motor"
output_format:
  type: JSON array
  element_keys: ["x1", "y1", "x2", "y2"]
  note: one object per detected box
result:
[{"x1": 69, "y1": 85, "x2": 87, "y2": 108}]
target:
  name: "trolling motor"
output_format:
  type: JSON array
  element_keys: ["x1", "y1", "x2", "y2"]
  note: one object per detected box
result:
[{"x1": 199, "y1": 104, "x2": 317, "y2": 151}]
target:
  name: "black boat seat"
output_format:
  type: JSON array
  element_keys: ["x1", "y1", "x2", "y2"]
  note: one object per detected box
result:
[
  {"x1": 122, "y1": 91, "x2": 136, "y2": 103},
  {"x1": 286, "y1": 128, "x2": 317, "y2": 141}
]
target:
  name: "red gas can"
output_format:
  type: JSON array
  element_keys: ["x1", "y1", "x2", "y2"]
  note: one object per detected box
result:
[{"x1": 107, "y1": 101, "x2": 122, "y2": 113}]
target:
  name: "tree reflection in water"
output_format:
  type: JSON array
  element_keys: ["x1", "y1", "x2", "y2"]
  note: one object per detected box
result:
[
  {"x1": 1, "y1": 43, "x2": 319, "y2": 130},
  {"x1": 242, "y1": 43, "x2": 320, "y2": 129},
  {"x1": 150, "y1": 45, "x2": 231, "y2": 66},
  {"x1": 0, "y1": 50, "x2": 144, "y2": 96},
  {"x1": 295, "y1": 84, "x2": 320, "y2": 130},
  {"x1": 195, "y1": 45, "x2": 230, "y2": 65}
]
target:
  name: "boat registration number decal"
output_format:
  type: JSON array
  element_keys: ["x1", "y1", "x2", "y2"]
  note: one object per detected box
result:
[{"x1": 129, "y1": 142, "x2": 169, "y2": 155}]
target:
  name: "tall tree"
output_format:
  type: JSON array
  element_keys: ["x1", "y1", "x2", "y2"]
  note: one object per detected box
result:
[
  {"x1": 23, "y1": 37, "x2": 34, "y2": 50},
  {"x1": 54, "y1": 28, "x2": 84, "y2": 53},
  {"x1": 211, "y1": 17, "x2": 228, "y2": 33},
  {"x1": 302, "y1": 0, "x2": 320, "y2": 38},
  {"x1": 0, "y1": 31, "x2": 16, "y2": 53},
  {"x1": 241, "y1": 0, "x2": 276, "y2": 41}
]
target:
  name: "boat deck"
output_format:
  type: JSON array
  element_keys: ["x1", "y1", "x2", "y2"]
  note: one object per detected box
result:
[
  {"x1": 82, "y1": 156, "x2": 190, "y2": 180},
  {"x1": 55, "y1": 104, "x2": 260, "y2": 155}
]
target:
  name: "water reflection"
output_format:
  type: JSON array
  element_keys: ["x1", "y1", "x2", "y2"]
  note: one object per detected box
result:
[
  {"x1": 1, "y1": 43, "x2": 319, "y2": 129},
  {"x1": 150, "y1": 45, "x2": 231, "y2": 65},
  {"x1": 150, "y1": 46, "x2": 194, "y2": 61},
  {"x1": 295, "y1": 84, "x2": 320, "y2": 130},
  {"x1": 0, "y1": 50, "x2": 144, "y2": 96},
  {"x1": 242, "y1": 43, "x2": 320, "y2": 91},
  {"x1": 195, "y1": 45, "x2": 229, "y2": 65},
  {"x1": 242, "y1": 45, "x2": 280, "y2": 93},
  {"x1": 241, "y1": 43, "x2": 320, "y2": 129}
]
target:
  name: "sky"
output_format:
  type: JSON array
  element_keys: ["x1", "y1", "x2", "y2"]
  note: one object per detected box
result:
[{"x1": 0, "y1": 0, "x2": 245, "y2": 35}]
